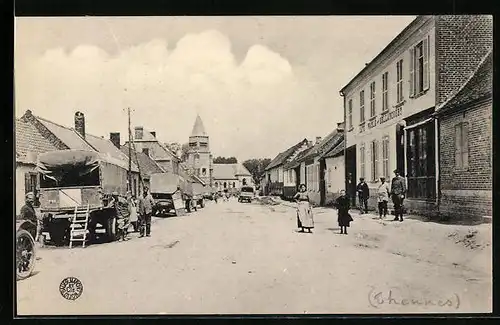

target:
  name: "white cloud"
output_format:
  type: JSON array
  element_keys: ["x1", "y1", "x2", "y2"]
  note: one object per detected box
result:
[{"x1": 15, "y1": 29, "x2": 334, "y2": 160}]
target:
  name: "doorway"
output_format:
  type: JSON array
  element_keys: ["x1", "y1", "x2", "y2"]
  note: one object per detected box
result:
[
  {"x1": 319, "y1": 159, "x2": 326, "y2": 205},
  {"x1": 345, "y1": 145, "x2": 357, "y2": 206}
]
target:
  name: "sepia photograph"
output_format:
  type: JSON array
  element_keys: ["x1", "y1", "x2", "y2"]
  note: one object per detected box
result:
[{"x1": 14, "y1": 15, "x2": 492, "y2": 315}]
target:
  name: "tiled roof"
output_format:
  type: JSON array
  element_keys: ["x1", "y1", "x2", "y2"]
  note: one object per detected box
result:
[
  {"x1": 86, "y1": 133, "x2": 138, "y2": 172},
  {"x1": 323, "y1": 139, "x2": 345, "y2": 158},
  {"x1": 301, "y1": 129, "x2": 344, "y2": 161},
  {"x1": 16, "y1": 119, "x2": 59, "y2": 163},
  {"x1": 437, "y1": 50, "x2": 492, "y2": 114},
  {"x1": 120, "y1": 145, "x2": 164, "y2": 177},
  {"x1": 213, "y1": 164, "x2": 238, "y2": 180},
  {"x1": 235, "y1": 163, "x2": 252, "y2": 176},
  {"x1": 265, "y1": 139, "x2": 309, "y2": 171},
  {"x1": 36, "y1": 116, "x2": 95, "y2": 151},
  {"x1": 129, "y1": 127, "x2": 179, "y2": 161},
  {"x1": 284, "y1": 146, "x2": 314, "y2": 169}
]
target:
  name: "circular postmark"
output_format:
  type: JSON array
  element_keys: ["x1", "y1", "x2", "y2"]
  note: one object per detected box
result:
[{"x1": 59, "y1": 277, "x2": 83, "y2": 300}]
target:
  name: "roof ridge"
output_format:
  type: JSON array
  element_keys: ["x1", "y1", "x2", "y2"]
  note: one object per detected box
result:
[{"x1": 436, "y1": 48, "x2": 492, "y2": 111}]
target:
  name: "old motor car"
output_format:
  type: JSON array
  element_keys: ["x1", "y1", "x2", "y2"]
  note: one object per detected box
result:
[
  {"x1": 37, "y1": 149, "x2": 136, "y2": 246},
  {"x1": 16, "y1": 218, "x2": 37, "y2": 280},
  {"x1": 150, "y1": 172, "x2": 187, "y2": 216},
  {"x1": 238, "y1": 186, "x2": 255, "y2": 203}
]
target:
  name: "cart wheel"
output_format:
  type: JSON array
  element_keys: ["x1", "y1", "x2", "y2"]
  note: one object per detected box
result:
[
  {"x1": 16, "y1": 229, "x2": 36, "y2": 280},
  {"x1": 106, "y1": 217, "x2": 117, "y2": 242}
]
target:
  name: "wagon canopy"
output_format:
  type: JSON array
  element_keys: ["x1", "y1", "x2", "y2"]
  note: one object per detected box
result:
[
  {"x1": 37, "y1": 150, "x2": 100, "y2": 182},
  {"x1": 150, "y1": 173, "x2": 186, "y2": 194}
]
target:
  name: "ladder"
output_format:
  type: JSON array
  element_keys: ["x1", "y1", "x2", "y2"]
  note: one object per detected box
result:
[{"x1": 69, "y1": 204, "x2": 90, "y2": 248}]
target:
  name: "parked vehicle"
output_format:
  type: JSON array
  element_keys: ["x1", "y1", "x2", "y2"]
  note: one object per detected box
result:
[
  {"x1": 37, "y1": 149, "x2": 136, "y2": 246},
  {"x1": 149, "y1": 172, "x2": 186, "y2": 216},
  {"x1": 191, "y1": 182, "x2": 206, "y2": 209},
  {"x1": 16, "y1": 218, "x2": 37, "y2": 280},
  {"x1": 238, "y1": 186, "x2": 255, "y2": 203}
]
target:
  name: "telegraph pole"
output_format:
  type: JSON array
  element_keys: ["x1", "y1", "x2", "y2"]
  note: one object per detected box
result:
[{"x1": 128, "y1": 107, "x2": 132, "y2": 192}]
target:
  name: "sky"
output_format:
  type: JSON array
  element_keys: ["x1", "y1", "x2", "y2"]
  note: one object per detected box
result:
[{"x1": 15, "y1": 16, "x2": 416, "y2": 161}]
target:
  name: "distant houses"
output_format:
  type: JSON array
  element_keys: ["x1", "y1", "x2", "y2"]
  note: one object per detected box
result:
[{"x1": 262, "y1": 123, "x2": 345, "y2": 207}]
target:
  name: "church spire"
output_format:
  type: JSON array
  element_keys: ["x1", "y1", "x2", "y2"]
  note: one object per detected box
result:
[{"x1": 190, "y1": 114, "x2": 207, "y2": 137}]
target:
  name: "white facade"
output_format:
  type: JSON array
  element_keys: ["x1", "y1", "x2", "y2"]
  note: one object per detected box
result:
[
  {"x1": 325, "y1": 156, "x2": 345, "y2": 194},
  {"x1": 344, "y1": 18, "x2": 437, "y2": 192}
]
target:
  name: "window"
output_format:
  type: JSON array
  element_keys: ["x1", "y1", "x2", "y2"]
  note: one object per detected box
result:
[
  {"x1": 348, "y1": 99, "x2": 353, "y2": 129},
  {"x1": 306, "y1": 164, "x2": 313, "y2": 190},
  {"x1": 410, "y1": 36, "x2": 430, "y2": 96},
  {"x1": 224, "y1": 182, "x2": 227, "y2": 188},
  {"x1": 382, "y1": 72, "x2": 389, "y2": 111},
  {"x1": 370, "y1": 140, "x2": 379, "y2": 181},
  {"x1": 396, "y1": 59, "x2": 404, "y2": 103},
  {"x1": 200, "y1": 142, "x2": 208, "y2": 147},
  {"x1": 189, "y1": 142, "x2": 197, "y2": 147},
  {"x1": 360, "y1": 143, "x2": 366, "y2": 179},
  {"x1": 370, "y1": 81, "x2": 376, "y2": 117},
  {"x1": 233, "y1": 182, "x2": 236, "y2": 188},
  {"x1": 359, "y1": 90, "x2": 365, "y2": 123},
  {"x1": 242, "y1": 178, "x2": 247, "y2": 186},
  {"x1": 215, "y1": 182, "x2": 219, "y2": 188},
  {"x1": 406, "y1": 122, "x2": 436, "y2": 199},
  {"x1": 202, "y1": 168, "x2": 207, "y2": 176},
  {"x1": 455, "y1": 122, "x2": 469, "y2": 169},
  {"x1": 382, "y1": 136, "x2": 390, "y2": 178}
]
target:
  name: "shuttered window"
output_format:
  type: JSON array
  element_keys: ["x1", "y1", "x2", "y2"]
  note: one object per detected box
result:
[
  {"x1": 359, "y1": 90, "x2": 365, "y2": 123},
  {"x1": 382, "y1": 72, "x2": 389, "y2": 112},
  {"x1": 455, "y1": 122, "x2": 469, "y2": 169},
  {"x1": 371, "y1": 140, "x2": 379, "y2": 181},
  {"x1": 396, "y1": 59, "x2": 404, "y2": 103},
  {"x1": 348, "y1": 99, "x2": 353, "y2": 129},
  {"x1": 360, "y1": 143, "x2": 366, "y2": 179},
  {"x1": 370, "y1": 82, "x2": 376, "y2": 117},
  {"x1": 409, "y1": 35, "x2": 430, "y2": 97},
  {"x1": 382, "y1": 136, "x2": 390, "y2": 179}
]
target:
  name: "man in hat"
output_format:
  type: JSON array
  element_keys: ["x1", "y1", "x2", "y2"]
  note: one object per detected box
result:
[
  {"x1": 377, "y1": 176, "x2": 391, "y2": 219},
  {"x1": 356, "y1": 177, "x2": 370, "y2": 214},
  {"x1": 138, "y1": 187, "x2": 154, "y2": 237},
  {"x1": 20, "y1": 192, "x2": 38, "y2": 226},
  {"x1": 390, "y1": 169, "x2": 407, "y2": 221}
]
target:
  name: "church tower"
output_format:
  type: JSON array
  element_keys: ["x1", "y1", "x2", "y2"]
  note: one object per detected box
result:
[{"x1": 187, "y1": 114, "x2": 213, "y2": 186}]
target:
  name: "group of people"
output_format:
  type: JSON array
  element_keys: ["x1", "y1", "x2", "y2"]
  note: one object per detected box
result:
[
  {"x1": 293, "y1": 169, "x2": 407, "y2": 236},
  {"x1": 356, "y1": 169, "x2": 407, "y2": 221},
  {"x1": 110, "y1": 187, "x2": 155, "y2": 241}
]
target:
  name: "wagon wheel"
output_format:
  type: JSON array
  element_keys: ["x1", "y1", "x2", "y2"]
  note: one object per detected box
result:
[{"x1": 16, "y1": 229, "x2": 36, "y2": 280}]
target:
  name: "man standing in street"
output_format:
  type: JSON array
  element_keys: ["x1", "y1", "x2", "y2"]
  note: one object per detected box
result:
[
  {"x1": 356, "y1": 178, "x2": 369, "y2": 214},
  {"x1": 390, "y1": 170, "x2": 407, "y2": 222},
  {"x1": 377, "y1": 176, "x2": 391, "y2": 219},
  {"x1": 138, "y1": 187, "x2": 155, "y2": 237}
]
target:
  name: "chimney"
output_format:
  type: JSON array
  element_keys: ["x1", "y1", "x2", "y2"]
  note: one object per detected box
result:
[
  {"x1": 150, "y1": 131, "x2": 156, "y2": 138},
  {"x1": 337, "y1": 122, "x2": 345, "y2": 132},
  {"x1": 135, "y1": 126, "x2": 143, "y2": 140},
  {"x1": 142, "y1": 148, "x2": 150, "y2": 156},
  {"x1": 75, "y1": 111, "x2": 85, "y2": 138},
  {"x1": 315, "y1": 136, "x2": 322, "y2": 144},
  {"x1": 110, "y1": 132, "x2": 120, "y2": 149}
]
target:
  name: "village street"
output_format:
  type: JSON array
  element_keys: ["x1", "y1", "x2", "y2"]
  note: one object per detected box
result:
[{"x1": 17, "y1": 198, "x2": 491, "y2": 315}]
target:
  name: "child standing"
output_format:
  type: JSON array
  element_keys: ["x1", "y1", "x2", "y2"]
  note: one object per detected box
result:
[{"x1": 335, "y1": 189, "x2": 353, "y2": 235}]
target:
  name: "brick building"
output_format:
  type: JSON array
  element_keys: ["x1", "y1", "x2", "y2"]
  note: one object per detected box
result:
[
  {"x1": 340, "y1": 15, "x2": 492, "y2": 216},
  {"x1": 435, "y1": 50, "x2": 492, "y2": 220}
]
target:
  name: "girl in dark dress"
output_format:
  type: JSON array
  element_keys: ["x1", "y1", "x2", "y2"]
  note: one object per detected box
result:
[{"x1": 335, "y1": 190, "x2": 353, "y2": 235}]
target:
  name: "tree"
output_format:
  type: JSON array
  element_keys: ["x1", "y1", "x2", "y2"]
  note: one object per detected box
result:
[
  {"x1": 213, "y1": 156, "x2": 238, "y2": 164},
  {"x1": 243, "y1": 158, "x2": 272, "y2": 185}
]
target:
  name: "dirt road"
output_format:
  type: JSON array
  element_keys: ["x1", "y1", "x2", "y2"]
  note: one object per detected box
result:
[{"x1": 17, "y1": 197, "x2": 491, "y2": 315}]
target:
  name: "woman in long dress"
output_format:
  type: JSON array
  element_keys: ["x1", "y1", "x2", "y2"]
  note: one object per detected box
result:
[
  {"x1": 335, "y1": 189, "x2": 353, "y2": 235},
  {"x1": 293, "y1": 184, "x2": 314, "y2": 233}
]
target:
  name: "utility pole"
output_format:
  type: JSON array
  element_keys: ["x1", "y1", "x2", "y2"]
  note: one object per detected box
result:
[{"x1": 128, "y1": 107, "x2": 132, "y2": 193}]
